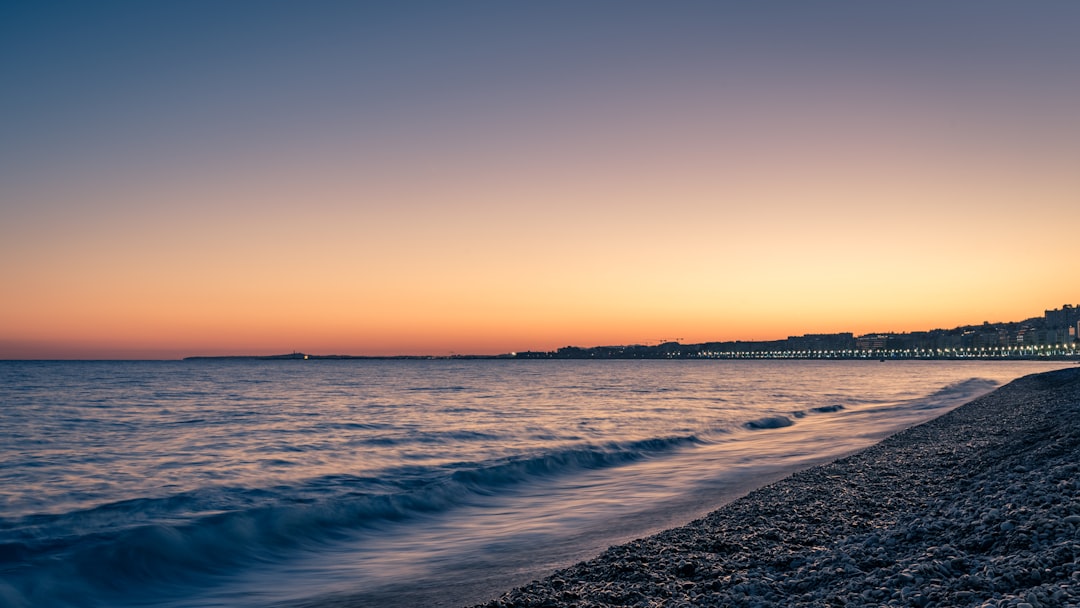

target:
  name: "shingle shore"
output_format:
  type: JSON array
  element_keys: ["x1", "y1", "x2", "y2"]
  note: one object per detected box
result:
[{"x1": 473, "y1": 367, "x2": 1080, "y2": 608}]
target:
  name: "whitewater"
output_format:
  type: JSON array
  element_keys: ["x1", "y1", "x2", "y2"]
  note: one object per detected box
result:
[{"x1": 0, "y1": 359, "x2": 1071, "y2": 608}]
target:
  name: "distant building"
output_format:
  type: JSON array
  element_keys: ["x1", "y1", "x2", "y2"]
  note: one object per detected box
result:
[
  {"x1": 1045, "y1": 304, "x2": 1080, "y2": 329},
  {"x1": 786, "y1": 333, "x2": 855, "y2": 351},
  {"x1": 1017, "y1": 326, "x2": 1039, "y2": 345},
  {"x1": 856, "y1": 334, "x2": 891, "y2": 351}
]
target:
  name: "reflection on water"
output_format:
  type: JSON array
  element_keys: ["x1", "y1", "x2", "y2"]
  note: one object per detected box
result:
[{"x1": 0, "y1": 360, "x2": 1068, "y2": 607}]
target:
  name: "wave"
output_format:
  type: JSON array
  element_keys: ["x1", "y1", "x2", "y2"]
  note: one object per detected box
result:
[
  {"x1": 743, "y1": 416, "x2": 794, "y2": 430},
  {"x1": 0, "y1": 373, "x2": 1012, "y2": 607},
  {"x1": 405, "y1": 385, "x2": 471, "y2": 393},
  {"x1": 789, "y1": 404, "x2": 846, "y2": 419},
  {"x1": 0, "y1": 435, "x2": 700, "y2": 607},
  {"x1": 739, "y1": 378, "x2": 996, "y2": 433},
  {"x1": 449, "y1": 435, "x2": 701, "y2": 487},
  {"x1": 908, "y1": 377, "x2": 998, "y2": 409}
]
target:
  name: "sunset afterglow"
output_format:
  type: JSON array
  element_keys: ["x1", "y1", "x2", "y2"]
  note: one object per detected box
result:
[{"x1": 2, "y1": 2, "x2": 1078, "y2": 358}]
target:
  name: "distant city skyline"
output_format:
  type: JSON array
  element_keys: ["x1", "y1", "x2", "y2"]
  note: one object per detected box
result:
[
  {"x1": 3, "y1": 3, "x2": 1079, "y2": 359},
  {"x1": 519, "y1": 303, "x2": 1080, "y2": 360},
  {"x1": 69, "y1": 303, "x2": 1080, "y2": 360}
]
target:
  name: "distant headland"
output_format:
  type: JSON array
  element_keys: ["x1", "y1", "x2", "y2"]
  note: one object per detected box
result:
[
  {"x1": 185, "y1": 304, "x2": 1080, "y2": 361},
  {"x1": 183, "y1": 352, "x2": 494, "y2": 360}
]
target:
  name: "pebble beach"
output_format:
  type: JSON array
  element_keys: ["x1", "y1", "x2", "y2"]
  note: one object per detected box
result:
[{"x1": 474, "y1": 366, "x2": 1080, "y2": 608}]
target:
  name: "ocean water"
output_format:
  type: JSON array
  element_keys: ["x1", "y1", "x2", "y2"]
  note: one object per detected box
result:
[{"x1": 0, "y1": 359, "x2": 1070, "y2": 608}]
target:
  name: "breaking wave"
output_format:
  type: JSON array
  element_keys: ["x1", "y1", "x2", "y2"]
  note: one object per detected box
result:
[{"x1": 0, "y1": 435, "x2": 701, "y2": 607}]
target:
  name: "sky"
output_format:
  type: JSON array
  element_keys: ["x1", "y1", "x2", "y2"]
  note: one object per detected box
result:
[{"x1": 2, "y1": 2, "x2": 1078, "y2": 359}]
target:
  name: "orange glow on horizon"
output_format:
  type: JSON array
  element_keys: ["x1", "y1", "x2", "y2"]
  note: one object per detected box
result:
[
  {"x1": 3, "y1": 287, "x2": 1075, "y2": 359},
  {"x1": 3, "y1": 4, "x2": 1078, "y2": 359}
]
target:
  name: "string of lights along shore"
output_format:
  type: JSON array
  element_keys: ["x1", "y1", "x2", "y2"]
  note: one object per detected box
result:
[
  {"x1": 201, "y1": 304, "x2": 1080, "y2": 361},
  {"x1": 510, "y1": 304, "x2": 1080, "y2": 360}
]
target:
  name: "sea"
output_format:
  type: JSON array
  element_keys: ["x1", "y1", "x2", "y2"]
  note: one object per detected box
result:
[{"x1": 0, "y1": 359, "x2": 1071, "y2": 608}]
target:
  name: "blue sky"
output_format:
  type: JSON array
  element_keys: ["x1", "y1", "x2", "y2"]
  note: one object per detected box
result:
[{"x1": 3, "y1": 2, "x2": 1079, "y2": 357}]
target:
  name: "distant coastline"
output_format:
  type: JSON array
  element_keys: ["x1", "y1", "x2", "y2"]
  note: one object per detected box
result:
[
  {"x1": 186, "y1": 304, "x2": 1080, "y2": 362},
  {"x1": 183, "y1": 351, "x2": 1079, "y2": 362},
  {"x1": 182, "y1": 353, "x2": 499, "y2": 361}
]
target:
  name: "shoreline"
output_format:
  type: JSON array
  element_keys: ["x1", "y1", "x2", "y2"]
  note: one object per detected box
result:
[
  {"x1": 472, "y1": 367, "x2": 1080, "y2": 607},
  {"x1": 178, "y1": 354, "x2": 1080, "y2": 362}
]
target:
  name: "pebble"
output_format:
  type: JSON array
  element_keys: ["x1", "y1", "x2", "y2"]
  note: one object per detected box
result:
[{"x1": 473, "y1": 368, "x2": 1080, "y2": 608}]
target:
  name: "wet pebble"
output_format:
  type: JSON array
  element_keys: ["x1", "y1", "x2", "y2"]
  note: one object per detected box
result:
[{"x1": 474, "y1": 368, "x2": 1080, "y2": 608}]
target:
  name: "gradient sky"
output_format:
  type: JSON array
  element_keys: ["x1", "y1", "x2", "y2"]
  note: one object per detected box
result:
[{"x1": 2, "y1": 2, "x2": 1078, "y2": 358}]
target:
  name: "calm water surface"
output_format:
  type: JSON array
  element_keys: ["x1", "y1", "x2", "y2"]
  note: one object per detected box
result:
[{"x1": 0, "y1": 359, "x2": 1070, "y2": 607}]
